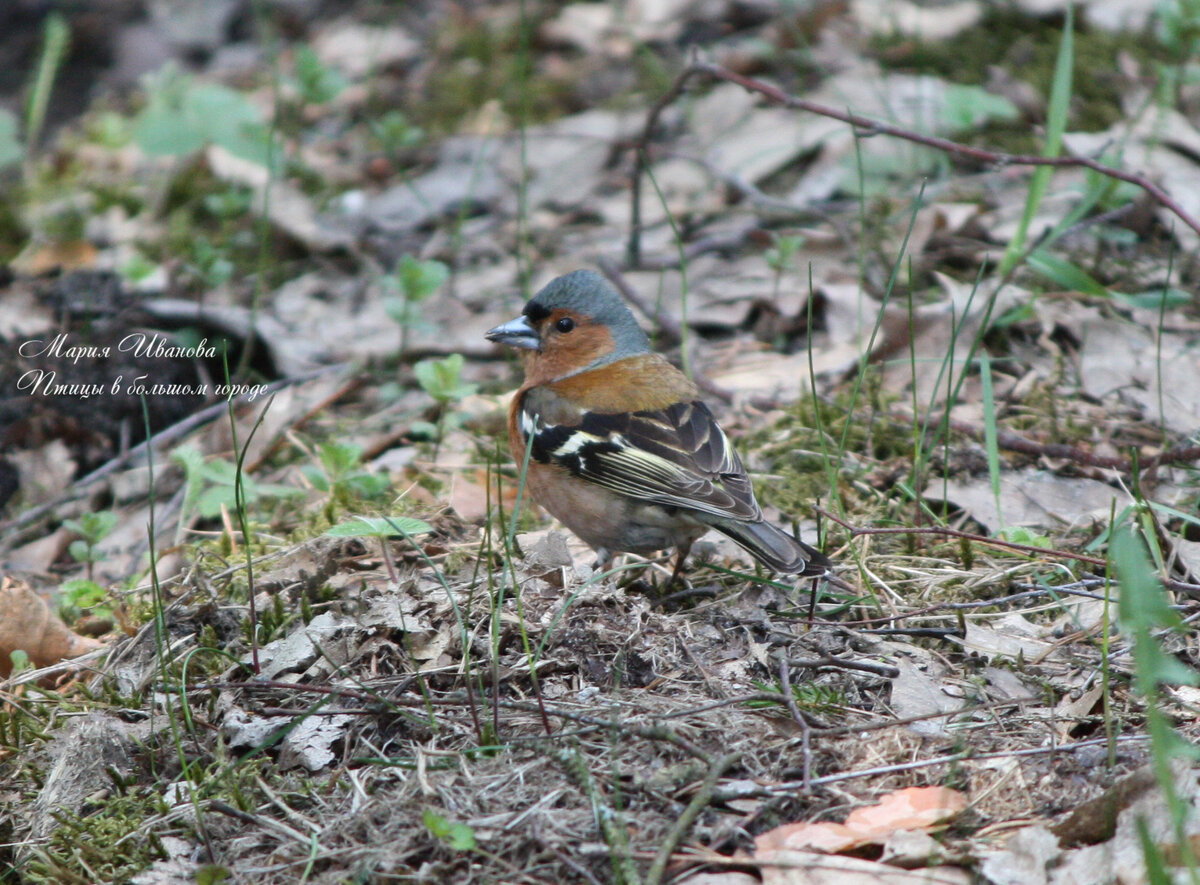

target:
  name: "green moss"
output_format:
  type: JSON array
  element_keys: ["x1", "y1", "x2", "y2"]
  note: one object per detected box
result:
[
  {"x1": 872, "y1": 10, "x2": 1169, "y2": 136},
  {"x1": 26, "y1": 793, "x2": 168, "y2": 885},
  {"x1": 415, "y1": 12, "x2": 578, "y2": 132}
]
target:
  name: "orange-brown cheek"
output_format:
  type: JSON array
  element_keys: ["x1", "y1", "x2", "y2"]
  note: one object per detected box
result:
[{"x1": 523, "y1": 324, "x2": 615, "y2": 386}]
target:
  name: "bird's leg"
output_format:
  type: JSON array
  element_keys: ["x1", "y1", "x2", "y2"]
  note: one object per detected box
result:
[
  {"x1": 667, "y1": 540, "x2": 694, "y2": 588},
  {"x1": 591, "y1": 547, "x2": 613, "y2": 574}
]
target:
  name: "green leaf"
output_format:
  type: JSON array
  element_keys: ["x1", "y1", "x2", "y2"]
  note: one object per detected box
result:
[
  {"x1": 1114, "y1": 288, "x2": 1192, "y2": 310},
  {"x1": 422, "y1": 809, "x2": 476, "y2": 851},
  {"x1": 195, "y1": 865, "x2": 232, "y2": 885},
  {"x1": 939, "y1": 84, "x2": 1019, "y2": 131},
  {"x1": 60, "y1": 578, "x2": 108, "y2": 609},
  {"x1": 995, "y1": 525, "x2": 1052, "y2": 548},
  {"x1": 345, "y1": 474, "x2": 391, "y2": 499},
  {"x1": 67, "y1": 539, "x2": 93, "y2": 563},
  {"x1": 415, "y1": 353, "x2": 477, "y2": 402},
  {"x1": 318, "y1": 441, "x2": 364, "y2": 478},
  {"x1": 7, "y1": 649, "x2": 30, "y2": 674},
  {"x1": 1026, "y1": 250, "x2": 1109, "y2": 297},
  {"x1": 395, "y1": 256, "x2": 449, "y2": 302},
  {"x1": 134, "y1": 68, "x2": 275, "y2": 166},
  {"x1": 301, "y1": 464, "x2": 330, "y2": 492},
  {"x1": 0, "y1": 109, "x2": 23, "y2": 169},
  {"x1": 293, "y1": 45, "x2": 347, "y2": 105},
  {"x1": 324, "y1": 516, "x2": 433, "y2": 538},
  {"x1": 999, "y1": 7, "x2": 1073, "y2": 274}
]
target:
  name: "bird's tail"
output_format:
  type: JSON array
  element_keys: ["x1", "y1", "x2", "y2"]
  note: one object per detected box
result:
[{"x1": 710, "y1": 518, "x2": 830, "y2": 576}]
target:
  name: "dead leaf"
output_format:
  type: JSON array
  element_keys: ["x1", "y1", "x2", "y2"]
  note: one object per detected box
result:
[
  {"x1": 0, "y1": 576, "x2": 104, "y2": 675},
  {"x1": 890, "y1": 658, "x2": 966, "y2": 737},
  {"x1": 755, "y1": 850, "x2": 971, "y2": 885},
  {"x1": 979, "y1": 824, "x2": 1060, "y2": 885},
  {"x1": 755, "y1": 786, "x2": 968, "y2": 855},
  {"x1": 851, "y1": 0, "x2": 983, "y2": 40}
]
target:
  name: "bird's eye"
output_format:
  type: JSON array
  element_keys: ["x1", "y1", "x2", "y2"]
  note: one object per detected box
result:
[{"x1": 556, "y1": 317, "x2": 576, "y2": 333}]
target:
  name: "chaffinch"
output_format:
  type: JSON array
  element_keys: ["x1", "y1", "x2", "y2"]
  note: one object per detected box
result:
[{"x1": 485, "y1": 270, "x2": 830, "y2": 578}]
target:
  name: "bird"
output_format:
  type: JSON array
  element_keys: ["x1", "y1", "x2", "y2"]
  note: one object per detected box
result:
[{"x1": 485, "y1": 269, "x2": 830, "y2": 580}]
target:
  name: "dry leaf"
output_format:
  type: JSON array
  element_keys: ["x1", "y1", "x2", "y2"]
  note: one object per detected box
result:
[
  {"x1": 755, "y1": 786, "x2": 968, "y2": 855},
  {"x1": 0, "y1": 576, "x2": 104, "y2": 675},
  {"x1": 755, "y1": 850, "x2": 971, "y2": 885}
]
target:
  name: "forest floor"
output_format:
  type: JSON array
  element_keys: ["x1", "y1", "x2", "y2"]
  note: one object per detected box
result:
[{"x1": 2, "y1": 1, "x2": 1200, "y2": 883}]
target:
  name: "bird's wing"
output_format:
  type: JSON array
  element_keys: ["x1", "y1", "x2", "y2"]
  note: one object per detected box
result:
[{"x1": 518, "y1": 392, "x2": 762, "y2": 521}]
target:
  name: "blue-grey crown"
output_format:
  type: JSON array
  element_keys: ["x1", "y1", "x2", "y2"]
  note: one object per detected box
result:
[{"x1": 525, "y1": 270, "x2": 650, "y2": 356}]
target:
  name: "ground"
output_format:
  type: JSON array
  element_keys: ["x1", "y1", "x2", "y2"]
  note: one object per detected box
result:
[{"x1": 1, "y1": 1, "x2": 1200, "y2": 883}]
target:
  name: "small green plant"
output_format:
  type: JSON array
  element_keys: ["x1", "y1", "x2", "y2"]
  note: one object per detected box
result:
[
  {"x1": 0, "y1": 110, "x2": 21, "y2": 169},
  {"x1": 1111, "y1": 527, "x2": 1200, "y2": 878},
  {"x1": 414, "y1": 353, "x2": 478, "y2": 454},
  {"x1": 202, "y1": 187, "x2": 253, "y2": 221},
  {"x1": 301, "y1": 441, "x2": 390, "y2": 519},
  {"x1": 292, "y1": 44, "x2": 347, "y2": 106},
  {"x1": 119, "y1": 250, "x2": 160, "y2": 285},
  {"x1": 58, "y1": 577, "x2": 111, "y2": 625},
  {"x1": 369, "y1": 110, "x2": 425, "y2": 159},
  {"x1": 422, "y1": 808, "x2": 477, "y2": 851},
  {"x1": 173, "y1": 446, "x2": 304, "y2": 521},
  {"x1": 85, "y1": 110, "x2": 134, "y2": 149},
  {"x1": 64, "y1": 510, "x2": 118, "y2": 582},
  {"x1": 133, "y1": 64, "x2": 275, "y2": 166},
  {"x1": 384, "y1": 256, "x2": 450, "y2": 354},
  {"x1": 186, "y1": 239, "x2": 235, "y2": 288},
  {"x1": 0, "y1": 12, "x2": 69, "y2": 172},
  {"x1": 324, "y1": 516, "x2": 432, "y2": 540},
  {"x1": 23, "y1": 13, "x2": 70, "y2": 163},
  {"x1": 765, "y1": 233, "x2": 805, "y2": 303}
]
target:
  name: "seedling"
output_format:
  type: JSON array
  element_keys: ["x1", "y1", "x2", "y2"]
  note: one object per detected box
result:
[
  {"x1": 172, "y1": 446, "x2": 304, "y2": 521},
  {"x1": 414, "y1": 353, "x2": 478, "y2": 455},
  {"x1": 292, "y1": 45, "x2": 346, "y2": 106},
  {"x1": 301, "y1": 441, "x2": 391, "y2": 520},
  {"x1": 58, "y1": 577, "x2": 111, "y2": 625},
  {"x1": 765, "y1": 233, "x2": 805, "y2": 303},
  {"x1": 324, "y1": 516, "x2": 432, "y2": 539},
  {"x1": 64, "y1": 510, "x2": 118, "y2": 583},
  {"x1": 370, "y1": 110, "x2": 425, "y2": 160},
  {"x1": 385, "y1": 255, "x2": 449, "y2": 354},
  {"x1": 133, "y1": 64, "x2": 275, "y2": 166}
]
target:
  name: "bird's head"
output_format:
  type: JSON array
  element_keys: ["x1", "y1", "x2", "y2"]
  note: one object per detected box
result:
[{"x1": 485, "y1": 270, "x2": 650, "y2": 382}]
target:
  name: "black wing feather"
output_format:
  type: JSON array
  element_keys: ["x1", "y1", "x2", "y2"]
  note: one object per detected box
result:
[{"x1": 520, "y1": 396, "x2": 761, "y2": 522}]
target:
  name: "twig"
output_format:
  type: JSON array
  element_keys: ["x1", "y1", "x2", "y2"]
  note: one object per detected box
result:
[
  {"x1": 814, "y1": 505, "x2": 1109, "y2": 567},
  {"x1": 946, "y1": 418, "x2": 1200, "y2": 473},
  {"x1": 628, "y1": 64, "x2": 707, "y2": 266},
  {"x1": 628, "y1": 60, "x2": 1200, "y2": 262},
  {"x1": 789, "y1": 655, "x2": 899, "y2": 680},
  {"x1": 645, "y1": 751, "x2": 740, "y2": 885},
  {"x1": 698, "y1": 62, "x2": 1200, "y2": 236},
  {"x1": 778, "y1": 657, "x2": 813, "y2": 793}
]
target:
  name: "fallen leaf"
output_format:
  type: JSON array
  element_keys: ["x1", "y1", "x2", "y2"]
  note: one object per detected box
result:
[
  {"x1": 755, "y1": 850, "x2": 971, "y2": 885},
  {"x1": 755, "y1": 786, "x2": 967, "y2": 855},
  {"x1": 0, "y1": 576, "x2": 103, "y2": 675}
]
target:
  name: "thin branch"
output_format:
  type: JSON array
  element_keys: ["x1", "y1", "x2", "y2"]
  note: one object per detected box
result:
[
  {"x1": 779, "y1": 656, "x2": 813, "y2": 794},
  {"x1": 645, "y1": 751, "x2": 740, "y2": 885},
  {"x1": 946, "y1": 418, "x2": 1200, "y2": 473},
  {"x1": 692, "y1": 61, "x2": 1200, "y2": 239},
  {"x1": 815, "y1": 505, "x2": 1109, "y2": 567},
  {"x1": 628, "y1": 60, "x2": 1200, "y2": 263},
  {"x1": 628, "y1": 63, "x2": 707, "y2": 266}
]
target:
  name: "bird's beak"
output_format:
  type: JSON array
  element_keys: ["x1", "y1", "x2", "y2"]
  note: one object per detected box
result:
[{"x1": 485, "y1": 315, "x2": 540, "y2": 350}]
